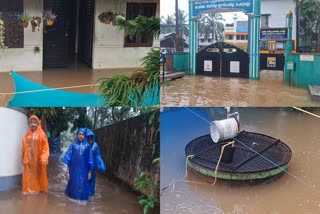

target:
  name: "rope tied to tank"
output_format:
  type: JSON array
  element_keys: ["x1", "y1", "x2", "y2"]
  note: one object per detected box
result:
[
  {"x1": 182, "y1": 107, "x2": 320, "y2": 194},
  {"x1": 212, "y1": 140, "x2": 235, "y2": 185}
]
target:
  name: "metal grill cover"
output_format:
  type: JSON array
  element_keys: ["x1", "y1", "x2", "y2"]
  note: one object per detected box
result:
[{"x1": 185, "y1": 131, "x2": 292, "y2": 174}]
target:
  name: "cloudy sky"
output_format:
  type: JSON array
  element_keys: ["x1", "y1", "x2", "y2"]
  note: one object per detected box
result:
[{"x1": 160, "y1": 0, "x2": 248, "y2": 24}]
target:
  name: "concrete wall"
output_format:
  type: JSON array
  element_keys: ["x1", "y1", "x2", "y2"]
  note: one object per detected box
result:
[
  {"x1": 94, "y1": 110, "x2": 160, "y2": 196},
  {"x1": 261, "y1": 0, "x2": 296, "y2": 40},
  {"x1": 0, "y1": 1, "x2": 43, "y2": 72},
  {"x1": 93, "y1": 0, "x2": 160, "y2": 69}
]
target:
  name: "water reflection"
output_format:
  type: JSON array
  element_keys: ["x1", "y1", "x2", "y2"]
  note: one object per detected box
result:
[{"x1": 161, "y1": 71, "x2": 320, "y2": 107}]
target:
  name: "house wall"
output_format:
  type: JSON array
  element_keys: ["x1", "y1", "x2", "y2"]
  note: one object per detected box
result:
[
  {"x1": 0, "y1": 0, "x2": 160, "y2": 72},
  {"x1": 261, "y1": 0, "x2": 296, "y2": 40},
  {"x1": 0, "y1": 1, "x2": 43, "y2": 72},
  {"x1": 93, "y1": 0, "x2": 160, "y2": 69}
]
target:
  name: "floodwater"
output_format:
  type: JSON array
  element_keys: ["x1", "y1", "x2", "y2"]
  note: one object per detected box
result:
[
  {"x1": 0, "y1": 156, "x2": 141, "y2": 214},
  {"x1": 161, "y1": 107, "x2": 320, "y2": 214},
  {"x1": 161, "y1": 70, "x2": 320, "y2": 107},
  {"x1": 0, "y1": 65, "x2": 136, "y2": 106}
]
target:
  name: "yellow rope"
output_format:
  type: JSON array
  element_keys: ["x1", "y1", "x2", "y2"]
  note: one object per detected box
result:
[
  {"x1": 293, "y1": 107, "x2": 320, "y2": 119},
  {"x1": 169, "y1": 142, "x2": 235, "y2": 190},
  {"x1": 212, "y1": 140, "x2": 235, "y2": 186},
  {"x1": 185, "y1": 154, "x2": 194, "y2": 177}
]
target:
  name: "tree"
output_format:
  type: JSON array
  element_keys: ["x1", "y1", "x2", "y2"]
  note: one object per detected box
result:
[
  {"x1": 296, "y1": 0, "x2": 320, "y2": 52},
  {"x1": 174, "y1": 9, "x2": 189, "y2": 52},
  {"x1": 68, "y1": 108, "x2": 93, "y2": 132},
  {"x1": 26, "y1": 108, "x2": 57, "y2": 134},
  {"x1": 98, "y1": 16, "x2": 160, "y2": 106},
  {"x1": 175, "y1": 9, "x2": 189, "y2": 37},
  {"x1": 160, "y1": 15, "x2": 175, "y2": 34},
  {"x1": 199, "y1": 13, "x2": 225, "y2": 42}
]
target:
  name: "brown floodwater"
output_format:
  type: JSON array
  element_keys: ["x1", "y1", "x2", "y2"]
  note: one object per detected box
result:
[
  {"x1": 161, "y1": 71, "x2": 320, "y2": 107},
  {"x1": 161, "y1": 107, "x2": 320, "y2": 214},
  {"x1": 0, "y1": 156, "x2": 142, "y2": 214},
  {"x1": 0, "y1": 65, "x2": 136, "y2": 106}
]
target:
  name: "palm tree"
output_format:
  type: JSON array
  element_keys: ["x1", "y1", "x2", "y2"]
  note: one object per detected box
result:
[
  {"x1": 161, "y1": 15, "x2": 175, "y2": 34},
  {"x1": 175, "y1": 9, "x2": 189, "y2": 37},
  {"x1": 98, "y1": 16, "x2": 160, "y2": 106},
  {"x1": 199, "y1": 13, "x2": 225, "y2": 42},
  {"x1": 174, "y1": 9, "x2": 189, "y2": 51},
  {"x1": 295, "y1": 0, "x2": 320, "y2": 52}
]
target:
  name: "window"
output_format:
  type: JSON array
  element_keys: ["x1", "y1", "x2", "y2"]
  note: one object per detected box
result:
[
  {"x1": 261, "y1": 14, "x2": 270, "y2": 28},
  {"x1": 227, "y1": 35, "x2": 233, "y2": 40},
  {"x1": 208, "y1": 38, "x2": 212, "y2": 43},
  {"x1": 200, "y1": 38, "x2": 205, "y2": 43},
  {"x1": 124, "y1": 3, "x2": 157, "y2": 47},
  {"x1": 240, "y1": 35, "x2": 245, "y2": 40},
  {"x1": 0, "y1": 0, "x2": 24, "y2": 48},
  {"x1": 260, "y1": 41, "x2": 268, "y2": 50},
  {"x1": 276, "y1": 42, "x2": 285, "y2": 50}
]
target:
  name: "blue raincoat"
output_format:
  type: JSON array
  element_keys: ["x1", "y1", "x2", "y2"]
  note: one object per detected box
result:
[
  {"x1": 61, "y1": 128, "x2": 94, "y2": 201},
  {"x1": 86, "y1": 129, "x2": 106, "y2": 196}
]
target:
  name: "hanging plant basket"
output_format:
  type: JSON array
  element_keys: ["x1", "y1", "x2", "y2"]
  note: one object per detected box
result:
[
  {"x1": 21, "y1": 21, "x2": 29, "y2": 28},
  {"x1": 20, "y1": 12, "x2": 32, "y2": 28},
  {"x1": 98, "y1": 11, "x2": 114, "y2": 25},
  {"x1": 43, "y1": 9, "x2": 57, "y2": 27},
  {"x1": 46, "y1": 19, "x2": 55, "y2": 26},
  {"x1": 103, "y1": 19, "x2": 111, "y2": 24}
]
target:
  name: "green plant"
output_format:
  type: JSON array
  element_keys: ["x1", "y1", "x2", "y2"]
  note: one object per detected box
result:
[
  {"x1": 98, "y1": 11, "x2": 114, "y2": 23},
  {"x1": 138, "y1": 194, "x2": 158, "y2": 214},
  {"x1": 33, "y1": 46, "x2": 40, "y2": 54},
  {"x1": 20, "y1": 13, "x2": 32, "y2": 22},
  {"x1": 115, "y1": 16, "x2": 160, "y2": 41},
  {"x1": 98, "y1": 48, "x2": 159, "y2": 106},
  {"x1": 43, "y1": 9, "x2": 57, "y2": 21},
  {"x1": 134, "y1": 157, "x2": 160, "y2": 214},
  {"x1": 0, "y1": 19, "x2": 5, "y2": 49},
  {"x1": 97, "y1": 15, "x2": 160, "y2": 106}
]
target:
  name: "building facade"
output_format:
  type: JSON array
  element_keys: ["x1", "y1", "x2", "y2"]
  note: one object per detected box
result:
[
  {"x1": 0, "y1": 0, "x2": 160, "y2": 72},
  {"x1": 224, "y1": 19, "x2": 248, "y2": 52}
]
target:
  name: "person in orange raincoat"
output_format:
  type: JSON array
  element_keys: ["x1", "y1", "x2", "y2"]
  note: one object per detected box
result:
[{"x1": 21, "y1": 115, "x2": 50, "y2": 194}]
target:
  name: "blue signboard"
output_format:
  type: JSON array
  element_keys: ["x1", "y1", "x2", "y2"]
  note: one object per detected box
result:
[
  {"x1": 192, "y1": 0, "x2": 254, "y2": 17},
  {"x1": 260, "y1": 28, "x2": 288, "y2": 40}
]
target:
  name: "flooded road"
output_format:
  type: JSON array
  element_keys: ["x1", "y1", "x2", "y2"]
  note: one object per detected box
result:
[
  {"x1": 0, "y1": 156, "x2": 141, "y2": 214},
  {"x1": 0, "y1": 66, "x2": 135, "y2": 106},
  {"x1": 161, "y1": 107, "x2": 320, "y2": 214},
  {"x1": 161, "y1": 71, "x2": 320, "y2": 107}
]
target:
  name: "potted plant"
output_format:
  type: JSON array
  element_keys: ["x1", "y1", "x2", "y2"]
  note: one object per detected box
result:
[
  {"x1": 31, "y1": 17, "x2": 42, "y2": 32},
  {"x1": 20, "y1": 13, "x2": 32, "y2": 28},
  {"x1": 98, "y1": 11, "x2": 114, "y2": 24},
  {"x1": 0, "y1": 19, "x2": 4, "y2": 49},
  {"x1": 112, "y1": 13, "x2": 125, "y2": 25},
  {"x1": 43, "y1": 10, "x2": 57, "y2": 26},
  {"x1": 33, "y1": 46, "x2": 40, "y2": 54}
]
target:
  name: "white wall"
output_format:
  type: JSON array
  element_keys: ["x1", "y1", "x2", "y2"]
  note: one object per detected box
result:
[
  {"x1": 0, "y1": 0, "x2": 43, "y2": 72},
  {"x1": 0, "y1": 108, "x2": 28, "y2": 176},
  {"x1": 93, "y1": 0, "x2": 160, "y2": 69},
  {"x1": 261, "y1": 0, "x2": 296, "y2": 40}
]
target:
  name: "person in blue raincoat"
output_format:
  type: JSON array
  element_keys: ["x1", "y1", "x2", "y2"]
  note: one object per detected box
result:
[
  {"x1": 61, "y1": 128, "x2": 94, "y2": 201},
  {"x1": 86, "y1": 129, "x2": 106, "y2": 196}
]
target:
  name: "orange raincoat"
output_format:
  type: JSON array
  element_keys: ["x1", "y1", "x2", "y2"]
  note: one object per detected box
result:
[{"x1": 21, "y1": 115, "x2": 49, "y2": 193}]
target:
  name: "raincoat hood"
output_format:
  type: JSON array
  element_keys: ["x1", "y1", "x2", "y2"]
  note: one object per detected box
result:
[
  {"x1": 86, "y1": 128, "x2": 96, "y2": 143},
  {"x1": 28, "y1": 115, "x2": 46, "y2": 135},
  {"x1": 76, "y1": 128, "x2": 87, "y2": 143}
]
